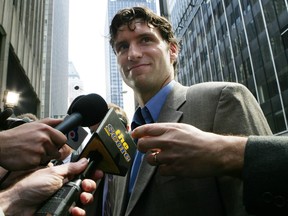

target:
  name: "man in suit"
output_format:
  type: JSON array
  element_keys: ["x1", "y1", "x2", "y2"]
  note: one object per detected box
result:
[
  {"x1": 135, "y1": 125, "x2": 288, "y2": 215},
  {"x1": 102, "y1": 6, "x2": 272, "y2": 216}
]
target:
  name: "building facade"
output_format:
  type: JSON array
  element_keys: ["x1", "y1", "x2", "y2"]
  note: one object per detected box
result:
[
  {"x1": 41, "y1": 0, "x2": 69, "y2": 119},
  {"x1": 161, "y1": 0, "x2": 288, "y2": 134},
  {"x1": 106, "y1": 0, "x2": 158, "y2": 108},
  {"x1": 0, "y1": 0, "x2": 69, "y2": 119},
  {"x1": 0, "y1": 0, "x2": 45, "y2": 116}
]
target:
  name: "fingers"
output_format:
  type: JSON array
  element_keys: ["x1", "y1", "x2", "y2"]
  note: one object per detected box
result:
[
  {"x1": 137, "y1": 136, "x2": 162, "y2": 153},
  {"x1": 38, "y1": 118, "x2": 67, "y2": 149},
  {"x1": 48, "y1": 128, "x2": 67, "y2": 149},
  {"x1": 56, "y1": 158, "x2": 89, "y2": 179},
  {"x1": 132, "y1": 123, "x2": 177, "y2": 153},
  {"x1": 145, "y1": 152, "x2": 178, "y2": 176},
  {"x1": 59, "y1": 144, "x2": 73, "y2": 160},
  {"x1": 43, "y1": 141, "x2": 62, "y2": 159},
  {"x1": 132, "y1": 124, "x2": 162, "y2": 153},
  {"x1": 146, "y1": 151, "x2": 165, "y2": 166},
  {"x1": 37, "y1": 118, "x2": 63, "y2": 127},
  {"x1": 81, "y1": 179, "x2": 96, "y2": 192},
  {"x1": 89, "y1": 169, "x2": 104, "y2": 181},
  {"x1": 131, "y1": 123, "x2": 165, "y2": 138},
  {"x1": 79, "y1": 191, "x2": 94, "y2": 205},
  {"x1": 70, "y1": 207, "x2": 86, "y2": 216}
]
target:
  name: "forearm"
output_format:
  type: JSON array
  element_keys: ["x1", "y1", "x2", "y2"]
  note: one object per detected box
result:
[
  {"x1": 0, "y1": 187, "x2": 21, "y2": 215},
  {"x1": 211, "y1": 134, "x2": 247, "y2": 177},
  {"x1": 0, "y1": 181, "x2": 35, "y2": 215}
]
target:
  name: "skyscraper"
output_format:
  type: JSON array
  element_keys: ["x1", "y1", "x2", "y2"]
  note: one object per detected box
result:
[
  {"x1": 161, "y1": 0, "x2": 288, "y2": 134},
  {"x1": 41, "y1": 0, "x2": 69, "y2": 119}
]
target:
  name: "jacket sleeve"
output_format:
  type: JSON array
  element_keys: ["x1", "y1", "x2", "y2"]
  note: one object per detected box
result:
[
  {"x1": 243, "y1": 135, "x2": 288, "y2": 215},
  {"x1": 213, "y1": 82, "x2": 272, "y2": 136},
  {"x1": 210, "y1": 82, "x2": 273, "y2": 216}
]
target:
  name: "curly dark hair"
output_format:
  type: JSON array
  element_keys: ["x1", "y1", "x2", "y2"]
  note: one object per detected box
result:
[{"x1": 109, "y1": 6, "x2": 179, "y2": 70}]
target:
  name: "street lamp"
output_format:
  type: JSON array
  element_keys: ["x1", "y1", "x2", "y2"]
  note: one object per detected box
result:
[{"x1": 3, "y1": 90, "x2": 20, "y2": 109}]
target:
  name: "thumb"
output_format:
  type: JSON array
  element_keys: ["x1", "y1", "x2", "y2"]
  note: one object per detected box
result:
[
  {"x1": 59, "y1": 158, "x2": 89, "y2": 180},
  {"x1": 37, "y1": 118, "x2": 63, "y2": 127}
]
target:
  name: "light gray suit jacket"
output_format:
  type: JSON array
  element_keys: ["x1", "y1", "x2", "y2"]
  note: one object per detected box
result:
[{"x1": 108, "y1": 82, "x2": 272, "y2": 216}]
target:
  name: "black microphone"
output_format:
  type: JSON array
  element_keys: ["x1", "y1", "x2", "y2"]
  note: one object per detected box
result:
[
  {"x1": 0, "y1": 108, "x2": 13, "y2": 130},
  {"x1": 35, "y1": 109, "x2": 137, "y2": 216},
  {"x1": 55, "y1": 93, "x2": 108, "y2": 136}
]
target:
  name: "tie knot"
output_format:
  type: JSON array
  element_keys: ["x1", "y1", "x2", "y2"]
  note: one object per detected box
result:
[{"x1": 141, "y1": 106, "x2": 154, "y2": 124}]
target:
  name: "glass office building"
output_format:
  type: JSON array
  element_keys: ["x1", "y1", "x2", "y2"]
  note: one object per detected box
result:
[{"x1": 162, "y1": 0, "x2": 288, "y2": 134}]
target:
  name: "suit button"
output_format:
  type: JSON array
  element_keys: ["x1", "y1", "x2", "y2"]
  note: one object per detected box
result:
[
  {"x1": 263, "y1": 192, "x2": 273, "y2": 203},
  {"x1": 274, "y1": 195, "x2": 286, "y2": 208}
]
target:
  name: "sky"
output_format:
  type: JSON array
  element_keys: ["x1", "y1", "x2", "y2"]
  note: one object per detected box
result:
[
  {"x1": 69, "y1": 0, "x2": 108, "y2": 98},
  {"x1": 69, "y1": 0, "x2": 135, "y2": 121}
]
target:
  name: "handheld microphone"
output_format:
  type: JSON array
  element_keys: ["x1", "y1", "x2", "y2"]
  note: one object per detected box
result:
[
  {"x1": 35, "y1": 151, "x2": 102, "y2": 216},
  {"x1": 36, "y1": 109, "x2": 137, "y2": 215},
  {"x1": 0, "y1": 108, "x2": 13, "y2": 130},
  {"x1": 77, "y1": 108, "x2": 137, "y2": 176},
  {"x1": 55, "y1": 93, "x2": 108, "y2": 135}
]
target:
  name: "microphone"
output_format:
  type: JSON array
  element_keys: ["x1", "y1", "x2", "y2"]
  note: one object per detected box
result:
[
  {"x1": 77, "y1": 108, "x2": 137, "y2": 175},
  {"x1": 35, "y1": 151, "x2": 102, "y2": 216},
  {"x1": 0, "y1": 108, "x2": 13, "y2": 130},
  {"x1": 35, "y1": 108, "x2": 137, "y2": 215},
  {"x1": 55, "y1": 93, "x2": 108, "y2": 140}
]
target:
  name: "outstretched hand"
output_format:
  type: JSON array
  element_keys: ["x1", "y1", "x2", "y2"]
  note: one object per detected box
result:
[
  {"x1": 0, "y1": 158, "x2": 104, "y2": 215},
  {"x1": 0, "y1": 118, "x2": 67, "y2": 171},
  {"x1": 132, "y1": 123, "x2": 246, "y2": 178}
]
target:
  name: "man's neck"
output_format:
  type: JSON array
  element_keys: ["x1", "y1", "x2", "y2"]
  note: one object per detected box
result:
[{"x1": 135, "y1": 77, "x2": 174, "y2": 107}]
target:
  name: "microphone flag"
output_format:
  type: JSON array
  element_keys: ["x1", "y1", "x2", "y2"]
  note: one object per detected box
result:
[
  {"x1": 77, "y1": 108, "x2": 137, "y2": 176},
  {"x1": 66, "y1": 126, "x2": 88, "y2": 150}
]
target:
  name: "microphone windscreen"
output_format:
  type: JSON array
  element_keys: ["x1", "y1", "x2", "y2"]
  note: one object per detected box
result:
[
  {"x1": 67, "y1": 95, "x2": 84, "y2": 114},
  {"x1": 69, "y1": 93, "x2": 108, "y2": 127},
  {"x1": 0, "y1": 108, "x2": 13, "y2": 124}
]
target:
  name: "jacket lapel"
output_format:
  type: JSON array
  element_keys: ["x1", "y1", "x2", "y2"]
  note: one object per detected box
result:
[
  {"x1": 125, "y1": 155, "x2": 156, "y2": 215},
  {"x1": 125, "y1": 83, "x2": 188, "y2": 215}
]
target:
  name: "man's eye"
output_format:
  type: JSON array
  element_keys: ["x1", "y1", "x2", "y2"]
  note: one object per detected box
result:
[
  {"x1": 116, "y1": 44, "x2": 129, "y2": 53},
  {"x1": 141, "y1": 37, "x2": 151, "y2": 43}
]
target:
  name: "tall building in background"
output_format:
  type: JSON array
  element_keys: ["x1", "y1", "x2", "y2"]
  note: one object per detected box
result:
[
  {"x1": 106, "y1": 0, "x2": 158, "y2": 109},
  {"x1": 41, "y1": 0, "x2": 69, "y2": 119},
  {"x1": 161, "y1": 0, "x2": 288, "y2": 135}
]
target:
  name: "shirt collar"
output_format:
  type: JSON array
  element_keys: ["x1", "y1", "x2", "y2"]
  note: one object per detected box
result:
[{"x1": 132, "y1": 80, "x2": 175, "y2": 128}]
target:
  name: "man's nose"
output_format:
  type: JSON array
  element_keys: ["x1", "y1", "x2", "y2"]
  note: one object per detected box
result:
[{"x1": 127, "y1": 43, "x2": 142, "y2": 61}]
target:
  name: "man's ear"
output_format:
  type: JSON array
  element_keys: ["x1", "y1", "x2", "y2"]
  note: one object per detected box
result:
[{"x1": 169, "y1": 43, "x2": 178, "y2": 63}]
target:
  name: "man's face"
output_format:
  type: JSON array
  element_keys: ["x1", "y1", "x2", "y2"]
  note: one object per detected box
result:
[{"x1": 113, "y1": 20, "x2": 177, "y2": 95}]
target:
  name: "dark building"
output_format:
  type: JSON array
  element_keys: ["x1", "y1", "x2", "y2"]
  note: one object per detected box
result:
[
  {"x1": 161, "y1": 0, "x2": 288, "y2": 134},
  {"x1": 0, "y1": 1, "x2": 45, "y2": 116}
]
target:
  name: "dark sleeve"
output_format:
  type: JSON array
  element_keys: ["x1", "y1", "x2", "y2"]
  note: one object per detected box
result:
[{"x1": 243, "y1": 135, "x2": 288, "y2": 215}]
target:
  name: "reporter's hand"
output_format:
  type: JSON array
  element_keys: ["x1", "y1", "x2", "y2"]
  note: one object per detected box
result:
[
  {"x1": 0, "y1": 118, "x2": 67, "y2": 171},
  {"x1": 133, "y1": 123, "x2": 247, "y2": 177},
  {"x1": 0, "y1": 158, "x2": 102, "y2": 215}
]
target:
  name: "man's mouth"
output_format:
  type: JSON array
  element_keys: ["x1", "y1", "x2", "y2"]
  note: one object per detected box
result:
[{"x1": 128, "y1": 64, "x2": 149, "y2": 71}]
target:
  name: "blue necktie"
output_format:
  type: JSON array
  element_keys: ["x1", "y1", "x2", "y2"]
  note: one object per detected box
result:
[{"x1": 128, "y1": 107, "x2": 154, "y2": 194}]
